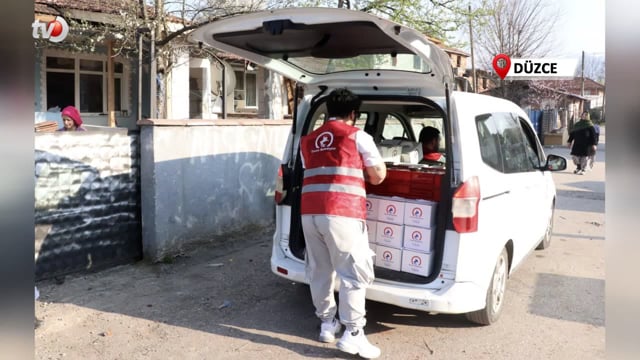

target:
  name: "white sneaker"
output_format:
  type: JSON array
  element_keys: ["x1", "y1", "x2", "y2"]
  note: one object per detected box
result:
[
  {"x1": 319, "y1": 318, "x2": 342, "y2": 343},
  {"x1": 336, "y1": 328, "x2": 381, "y2": 359}
]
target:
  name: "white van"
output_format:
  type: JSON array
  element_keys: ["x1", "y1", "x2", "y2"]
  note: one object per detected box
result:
[{"x1": 191, "y1": 8, "x2": 567, "y2": 325}]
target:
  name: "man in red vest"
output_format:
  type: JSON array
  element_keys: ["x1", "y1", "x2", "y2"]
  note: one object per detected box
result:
[
  {"x1": 300, "y1": 88, "x2": 386, "y2": 359},
  {"x1": 418, "y1": 126, "x2": 445, "y2": 164}
]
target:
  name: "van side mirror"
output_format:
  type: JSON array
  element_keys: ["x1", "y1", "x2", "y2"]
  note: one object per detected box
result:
[{"x1": 542, "y1": 154, "x2": 567, "y2": 171}]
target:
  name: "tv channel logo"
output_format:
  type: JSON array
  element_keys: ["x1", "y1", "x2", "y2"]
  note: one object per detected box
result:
[{"x1": 32, "y1": 16, "x2": 69, "y2": 43}]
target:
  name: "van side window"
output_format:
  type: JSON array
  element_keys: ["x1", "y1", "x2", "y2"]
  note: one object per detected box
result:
[
  {"x1": 518, "y1": 117, "x2": 544, "y2": 169},
  {"x1": 475, "y1": 114, "x2": 504, "y2": 172},
  {"x1": 381, "y1": 114, "x2": 409, "y2": 141},
  {"x1": 311, "y1": 113, "x2": 326, "y2": 131},
  {"x1": 354, "y1": 112, "x2": 368, "y2": 130},
  {"x1": 476, "y1": 112, "x2": 533, "y2": 173}
]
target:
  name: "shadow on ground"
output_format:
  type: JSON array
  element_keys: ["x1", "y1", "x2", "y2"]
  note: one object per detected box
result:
[
  {"x1": 529, "y1": 273, "x2": 604, "y2": 327},
  {"x1": 36, "y1": 226, "x2": 476, "y2": 358}
]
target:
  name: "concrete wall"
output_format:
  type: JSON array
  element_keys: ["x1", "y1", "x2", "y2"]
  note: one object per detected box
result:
[
  {"x1": 139, "y1": 119, "x2": 291, "y2": 261},
  {"x1": 35, "y1": 129, "x2": 142, "y2": 280}
]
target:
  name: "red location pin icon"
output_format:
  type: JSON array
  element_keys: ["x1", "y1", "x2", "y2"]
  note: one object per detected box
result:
[{"x1": 492, "y1": 54, "x2": 511, "y2": 80}]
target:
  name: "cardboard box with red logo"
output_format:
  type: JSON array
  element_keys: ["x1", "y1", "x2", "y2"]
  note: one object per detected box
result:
[
  {"x1": 375, "y1": 222, "x2": 403, "y2": 248},
  {"x1": 377, "y1": 197, "x2": 405, "y2": 225},
  {"x1": 375, "y1": 245, "x2": 402, "y2": 271},
  {"x1": 401, "y1": 250, "x2": 434, "y2": 276},
  {"x1": 365, "y1": 196, "x2": 380, "y2": 220},
  {"x1": 403, "y1": 199, "x2": 437, "y2": 228},
  {"x1": 402, "y1": 225, "x2": 435, "y2": 253}
]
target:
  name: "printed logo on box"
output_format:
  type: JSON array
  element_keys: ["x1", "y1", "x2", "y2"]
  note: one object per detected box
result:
[
  {"x1": 385, "y1": 205, "x2": 397, "y2": 216},
  {"x1": 411, "y1": 231, "x2": 422, "y2": 241},
  {"x1": 383, "y1": 250, "x2": 394, "y2": 261},
  {"x1": 383, "y1": 226, "x2": 394, "y2": 238},
  {"x1": 366, "y1": 200, "x2": 373, "y2": 211},
  {"x1": 410, "y1": 207, "x2": 423, "y2": 219},
  {"x1": 411, "y1": 256, "x2": 422, "y2": 266}
]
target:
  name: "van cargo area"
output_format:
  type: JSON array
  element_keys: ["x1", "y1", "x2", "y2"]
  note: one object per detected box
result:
[{"x1": 286, "y1": 97, "x2": 451, "y2": 285}]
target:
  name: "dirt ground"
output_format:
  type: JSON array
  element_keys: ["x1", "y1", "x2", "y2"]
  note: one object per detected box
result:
[{"x1": 35, "y1": 226, "x2": 331, "y2": 360}]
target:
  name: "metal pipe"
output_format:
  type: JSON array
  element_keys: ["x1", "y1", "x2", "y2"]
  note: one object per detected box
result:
[
  {"x1": 150, "y1": 28, "x2": 156, "y2": 118},
  {"x1": 221, "y1": 61, "x2": 226, "y2": 119},
  {"x1": 468, "y1": 5, "x2": 477, "y2": 93},
  {"x1": 138, "y1": 32, "x2": 143, "y2": 122},
  {"x1": 208, "y1": 50, "x2": 226, "y2": 119}
]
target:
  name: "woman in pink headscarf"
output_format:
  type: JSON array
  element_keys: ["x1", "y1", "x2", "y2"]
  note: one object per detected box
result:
[{"x1": 58, "y1": 106, "x2": 86, "y2": 131}]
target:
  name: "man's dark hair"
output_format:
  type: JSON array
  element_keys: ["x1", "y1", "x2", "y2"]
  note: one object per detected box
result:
[
  {"x1": 419, "y1": 126, "x2": 440, "y2": 143},
  {"x1": 326, "y1": 88, "x2": 361, "y2": 118}
]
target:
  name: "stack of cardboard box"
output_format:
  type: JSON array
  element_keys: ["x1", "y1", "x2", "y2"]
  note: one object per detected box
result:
[{"x1": 365, "y1": 195, "x2": 437, "y2": 277}]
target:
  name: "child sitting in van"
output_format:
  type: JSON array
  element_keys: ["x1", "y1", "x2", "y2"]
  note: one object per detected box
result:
[{"x1": 418, "y1": 126, "x2": 445, "y2": 165}]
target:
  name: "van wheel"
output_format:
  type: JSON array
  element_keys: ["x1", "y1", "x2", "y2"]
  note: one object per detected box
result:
[
  {"x1": 536, "y1": 205, "x2": 554, "y2": 250},
  {"x1": 465, "y1": 248, "x2": 508, "y2": 325}
]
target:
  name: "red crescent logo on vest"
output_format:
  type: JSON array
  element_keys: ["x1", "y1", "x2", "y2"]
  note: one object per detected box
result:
[{"x1": 315, "y1": 131, "x2": 334, "y2": 149}]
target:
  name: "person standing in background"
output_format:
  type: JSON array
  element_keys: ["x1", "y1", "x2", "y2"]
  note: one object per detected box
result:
[
  {"x1": 588, "y1": 123, "x2": 601, "y2": 170},
  {"x1": 568, "y1": 111, "x2": 596, "y2": 175}
]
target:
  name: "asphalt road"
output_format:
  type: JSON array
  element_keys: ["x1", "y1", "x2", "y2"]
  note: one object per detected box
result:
[{"x1": 35, "y1": 135, "x2": 605, "y2": 360}]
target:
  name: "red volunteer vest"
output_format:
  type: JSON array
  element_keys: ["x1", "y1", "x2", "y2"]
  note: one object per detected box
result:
[
  {"x1": 300, "y1": 120, "x2": 367, "y2": 219},
  {"x1": 423, "y1": 152, "x2": 445, "y2": 162}
]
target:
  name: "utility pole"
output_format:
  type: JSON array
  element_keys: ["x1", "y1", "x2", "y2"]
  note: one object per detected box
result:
[
  {"x1": 468, "y1": 5, "x2": 477, "y2": 93},
  {"x1": 150, "y1": 27, "x2": 156, "y2": 118},
  {"x1": 581, "y1": 50, "x2": 585, "y2": 97},
  {"x1": 155, "y1": 0, "x2": 165, "y2": 119},
  {"x1": 107, "y1": 39, "x2": 116, "y2": 127}
]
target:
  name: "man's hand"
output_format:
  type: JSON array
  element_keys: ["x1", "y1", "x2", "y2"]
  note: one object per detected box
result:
[{"x1": 365, "y1": 163, "x2": 387, "y2": 185}]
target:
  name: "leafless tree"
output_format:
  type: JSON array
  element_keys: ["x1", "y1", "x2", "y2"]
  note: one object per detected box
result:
[
  {"x1": 582, "y1": 53, "x2": 605, "y2": 84},
  {"x1": 472, "y1": 0, "x2": 562, "y2": 103},
  {"x1": 474, "y1": 0, "x2": 561, "y2": 67}
]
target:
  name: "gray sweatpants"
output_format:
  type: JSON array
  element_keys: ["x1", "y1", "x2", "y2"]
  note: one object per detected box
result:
[
  {"x1": 572, "y1": 155, "x2": 588, "y2": 170},
  {"x1": 301, "y1": 215, "x2": 375, "y2": 330}
]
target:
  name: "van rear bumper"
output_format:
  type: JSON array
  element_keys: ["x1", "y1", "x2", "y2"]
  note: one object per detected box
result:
[{"x1": 271, "y1": 253, "x2": 486, "y2": 315}]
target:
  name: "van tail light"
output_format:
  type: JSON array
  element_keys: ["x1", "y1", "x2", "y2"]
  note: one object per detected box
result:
[
  {"x1": 452, "y1": 176, "x2": 480, "y2": 233},
  {"x1": 275, "y1": 165, "x2": 286, "y2": 204}
]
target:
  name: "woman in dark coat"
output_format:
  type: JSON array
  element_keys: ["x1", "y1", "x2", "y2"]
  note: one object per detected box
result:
[{"x1": 568, "y1": 111, "x2": 597, "y2": 175}]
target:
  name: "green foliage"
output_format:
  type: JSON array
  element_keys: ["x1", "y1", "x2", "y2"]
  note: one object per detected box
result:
[{"x1": 269, "y1": 0, "x2": 489, "y2": 44}]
